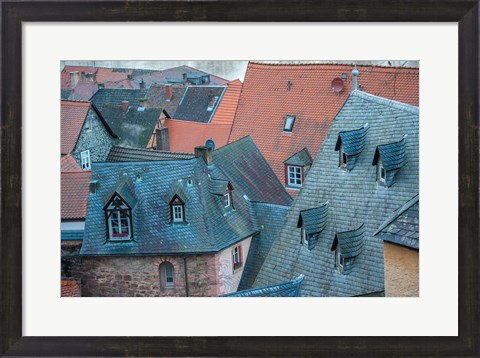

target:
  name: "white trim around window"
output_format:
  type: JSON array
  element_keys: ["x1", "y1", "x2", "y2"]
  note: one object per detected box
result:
[
  {"x1": 80, "y1": 150, "x2": 91, "y2": 170},
  {"x1": 287, "y1": 165, "x2": 303, "y2": 187}
]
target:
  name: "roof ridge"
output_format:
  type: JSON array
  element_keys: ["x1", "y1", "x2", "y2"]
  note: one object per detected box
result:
[
  {"x1": 352, "y1": 90, "x2": 419, "y2": 114},
  {"x1": 248, "y1": 61, "x2": 419, "y2": 70},
  {"x1": 61, "y1": 170, "x2": 91, "y2": 175}
]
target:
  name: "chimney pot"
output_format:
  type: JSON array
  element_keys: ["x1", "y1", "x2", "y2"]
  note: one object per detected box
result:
[
  {"x1": 165, "y1": 84, "x2": 173, "y2": 102},
  {"x1": 156, "y1": 127, "x2": 170, "y2": 151},
  {"x1": 121, "y1": 100, "x2": 129, "y2": 113},
  {"x1": 69, "y1": 71, "x2": 80, "y2": 88},
  {"x1": 194, "y1": 146, "x2": 213, "y2": 165}
]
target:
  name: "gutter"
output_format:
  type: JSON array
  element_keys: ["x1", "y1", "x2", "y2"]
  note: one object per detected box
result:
[{"x1": 183, "y1": 256, "x2": 189, "y2": 297}]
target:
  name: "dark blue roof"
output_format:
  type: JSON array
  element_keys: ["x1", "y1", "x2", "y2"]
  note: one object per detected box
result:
[
  {"x1": 255, "y1": 91, "x2": 418, "y2": 296},
  {"x1": 297, "y1": 201, "x2": 329, "y2": 235},
  {"x1": 331, "y1": 223, "x2": 365, "y2": 259},
  {"x1": 173, "y1": 86, "x2": 226, "y2": 123},
  {"x1": 81, "y1": 136, "x2": 291, "y2": 256},
  {"x1": 372, "y1": 136, "x2": 408, "y2": 187},
  {"x1": 335, "y1": 123, "x2": 369, "y2": 171},
  {"x1": 222, "y1": 275, "x2": 304, "y2": 297}
]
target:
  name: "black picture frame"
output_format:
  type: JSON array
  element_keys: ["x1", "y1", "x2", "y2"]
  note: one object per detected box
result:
[{"x1": 1, "y1": 1, "x2": 478, "y2": 356}]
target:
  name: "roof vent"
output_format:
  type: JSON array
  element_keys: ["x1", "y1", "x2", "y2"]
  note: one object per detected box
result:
[
  {"x1": 287, "y1": 81, "x2": 292, "y2": 90},
  {"x1": 352, "y1": 65, "x2": 359, "y2": 91}
]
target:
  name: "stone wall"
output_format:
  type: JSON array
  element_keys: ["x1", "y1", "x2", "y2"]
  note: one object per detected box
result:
[
  {"x1": 384, "y1": 242, "x2": 419, "y2": 297},
  {"x1": 72, "y1": 108, "x2": 115, "y2": 165}
]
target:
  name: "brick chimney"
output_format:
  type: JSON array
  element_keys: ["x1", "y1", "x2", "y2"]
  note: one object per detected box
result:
[
  {"x1": 121, "y1": 100, "x2": 129, "y2": 113},
  {"x1": 69, "y1": 71, "x2": 79, "y2": 88},
  {"x1": 165, "y1": 84, "x2": 172, "y2": 102},
  {"x1": 194, "y1": 146, "x2": 213, "y2": 166},
  {"x1": 156, "y1": 127, "x2": 170, "y2": 151}
]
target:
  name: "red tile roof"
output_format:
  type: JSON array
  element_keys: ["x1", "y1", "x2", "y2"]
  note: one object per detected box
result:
[
  {"x1": 96, "y1": 68, "x2": 133, "y2": 85},
  {"x1": 61, "y1": 279, "x2": 81, "y2": 297},
  {"x1": 61, "y1": 171, "x2": 91, "y2": 220},
  {"x1": 61, "y1": 100, "x2": 90, "y2": 155},
  {"x1": 228, "y1": 62, "x2": 419, "y2": 185},
  {"x1": 61, "y1": 154, "x2": 81, "y2": 172},
  {"x1": 147, "y1": 80, "x2": 242, "y2": 152},
  {"x1": 61, "y1": 66, "x2": 98, "y2": 89}
]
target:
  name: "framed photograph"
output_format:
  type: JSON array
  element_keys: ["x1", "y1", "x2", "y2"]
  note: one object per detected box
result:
[{"x1": 2, "y1": 0, "x2": 479, "y2": 356}]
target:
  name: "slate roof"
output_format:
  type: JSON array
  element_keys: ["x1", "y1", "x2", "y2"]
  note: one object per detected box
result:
[
  {"x1": 147, "y1": 84, "x2": 186, "y2": 114},
  {"x1": 372, "y1": 136, "x2": 408, "y2": 187},
  {"x1": 90, "y1": 88, "x2": 150, "y2": 110},
  {"x1": 173, "y1": 86, "x2": 226, "y2": 123},
  {"x1": 81, "y1": 136, "x2": 291, "y2": 256},
  {"x1": 375, "y1": 194, "x2": 419, "y2": 249},
  {"x1": 284, "y1": 148, "x2": 313, "y2": 167},
  {"x1": 229, "y1": 62, "x2": 419, "y2": 186},
  {"x1": 298, "y1": 201, "x2": 329, "y2": 235},
  {"x1": 238, "y1": 201, "x2": 291, "y2": 291},
  {"x1": 254, "y1": 90, "x2": 419, "y2": 297},
  {"x1": 61, "y1": 171, "x2": 91, "y2": 220},
  {"x1": 61, "y1": 100, "x2": 91, "y2": 155},
  {"x1": 107, "y1": 146, "x2": 195, "y2": 162},
  {"x1": 146, "y1": 80, "x2": 242, "y2": 153},
  {"x1": 61, "y1": 230, "x2": 84, "y2": 241},
  {"x1": 223, "y1": 274, "x2": 304, "y2": 297}
]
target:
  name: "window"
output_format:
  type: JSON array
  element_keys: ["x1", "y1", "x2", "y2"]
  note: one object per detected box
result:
[
  {"x1": 287, "y1": 165, "x2": 303, "y2": 187},
  {"x1": 105, "y1": 196, "x2": 132, "y2": 241},
  {"x1": 207, "y1": 96, "x2": 219, "y2": 111},
  {"x1": 172, "y1": 205, "x2": 184, "y2": 222},
  {"x1": 159, "y1": 262, "x2": 175, "y2": 289},
  {"x1": 301, "y1": 227, "x2": 307, "y2": 245},
  {"x1": 335, "y1": 248, "x2": 345, "y2": 272},
  {"x1": 80, "y1": 150, "x2": 91, "y2": 170},
  {"x1": 232, "y1": 245, "x2": 242, "y2": 271},
  {"x1": 284, "y1": 115, "x2": 296, "y2": 132},
  {"x1": 339, "y1": 147, "x2": 347, "y2": 169},
  {"x1": 377, "y1": 160, "x2": 387, "y2": 185},
  {"x1": 224, "y1": 193, "x2": 231, "y2": 207}
]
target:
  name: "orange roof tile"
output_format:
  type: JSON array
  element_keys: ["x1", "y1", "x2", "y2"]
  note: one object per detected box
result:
[
  {"x1": 61, "y1": 171, "x2": 91, "y2": 220},
  {"x1": 61, "y1": 66, "x2": 98, "y2": 89},
  {"x1": 228, "y1": 62, "x2": 419, "y2": 184},
  {"x1": 147, "y1": 80, "x2": 242, "y2": 151},
  {"x1": 61, "y1": 100, "x2": 90, "y2": 155},
  {"x1": 61, "y1": 154, "x2": 81, "y2": 172},
  {"x1": 61, "y1": 279, "x2": 81, "y2": 297},
  {"x1": 96, "y1": 68, "x2": 133, "y2": 85}
]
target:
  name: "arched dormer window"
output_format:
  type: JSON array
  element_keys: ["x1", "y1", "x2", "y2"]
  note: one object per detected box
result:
[
  {"x1": 224, "y1": 183, "x2": 234, "y2": 208},
  {"x1": 335, "y1": 123, "x2": 368, "y2": 171},
  {"x1": 105, "y1": 194, "x2": 133, "y2": 241},
  {"x1": 297, "y1": 201, "x2": 329, "y2": 251},
  {"x1": 372, "y1": 135, "x2": 407, "y2": 187},
  {"x1": 170, "y1": 195, "x2": 185, "y2": 223}
]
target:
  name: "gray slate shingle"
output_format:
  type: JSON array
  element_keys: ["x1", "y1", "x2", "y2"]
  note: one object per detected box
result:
[{"x1": 254, "y1": 90, "x2": 419, "y2": 297}]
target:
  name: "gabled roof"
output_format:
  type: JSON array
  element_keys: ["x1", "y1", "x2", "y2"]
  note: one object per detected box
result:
[
  {"x1": 375, "y1": 194, "x2": 419, "y2": 249},
  {"x1": 254, "y1": 90, "x2": 419, "y2": 296},
  {"x1": 238, "y1": 201, "x2": 291, "y2": 291},
  {"x1": 229, "y1": 62, "x2": 419, "y2": 186},
  {"x1": 283, "y1": 148, "x2": 313, "y2": 167},
  {"x1": 81, "y1": 136, "x2": 291, "y2": 256},
  {"x1": 61, "y1": 66, "x2": 98, "y2": 89},
  {"x1": 107, "y1": 146, "x2": 195, "y2": 162},
  {"x1": 147, "y1": 84, "x2": 186, "y2": 114},
  {"x1": 146, "y1": 80, "x2": 242, "y2": 153},
  {"x1": 223, "y1": 274, "x2": 304, "y2": 297},
  {"x1": 90, "y1": 88, "x2": 150, "y2": 110},
  {"x1": 62, "y1": 82, "x2": 99, "y2": 101},
  {"x1": 61, "y1": 154, "x2": 82, "y2": 172},
  {"x1": 173, "y1": 86, "x2": 226, "y2": 123},
  {"x1": 61, "y1": 100, "x2": 91, "y2": 155},
  {"x1": 61, "y1": 171, "x2": 91, "y2": 220}
]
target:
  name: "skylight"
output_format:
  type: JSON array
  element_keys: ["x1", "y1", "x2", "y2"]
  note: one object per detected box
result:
[{"x1": 284, "y1": 115, "x2": 296, "y2": 132}]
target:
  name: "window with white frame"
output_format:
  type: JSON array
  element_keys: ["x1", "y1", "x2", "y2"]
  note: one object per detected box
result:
[
  {"x1": 287, "y1": 165, "x2": 303, "y2": 187},
  {"x1": 335, "y1": 248, "x2": 345, "y2": 272},
  {"x1": 284, "y1": 115, "x2": 296, "y2": 132},
  {"x1": 224, "y1": 193, "x2": 231, "y2": 207},
  {"x1": 159, "y1": 262, "x2": 175, "y2": 289},
  {"x1": 172, "y1": 205, "x2": 184, "y2": 222},
  {"x1": 301, "y1": 227, "x2": 307, "y2": 245},
  {"x1": 105, "y1": 196, "x2": 132, "y2": 241},
  {"x1": 81, "y1": 150, "x2": 91, "y2": 170},
  {"x1": 232, "y1": 245, "x2": 242, "y2": 270}
]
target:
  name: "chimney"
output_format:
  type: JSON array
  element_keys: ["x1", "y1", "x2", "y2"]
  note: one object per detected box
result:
[
  {"x1": 182, "y1": 73, "x2": 187, "y2": 81},
  {"x1": 194, "y1": 146, "x2": 213, "y2": 166},
  {"x1": 139, "y1": 98, "x2": 147, "y2": 110},
  {"x1": 81, "y1": 71, "x2": 86, "y2": 81},
  {"x1": 97, "y1": 82, "x2": 104, "y2": 89},
  {"x1": 121, "y1": 100, "x2": 129, "y2": 113},
  {"x1": 352, "y1": 65, "x2": 359, "y2": 91},
  {"x1": 165, "y1": 84, "x2": 173, "y2": 102},
  {"x1": 69, "y1": 71, "x2": 79, "y2": 88},
  {"x1": 139, "y1": 78, "x2": 146, "y2": 89},
  {"x1": 156, "y1": 127, "x2": 170, "y2": 151}
]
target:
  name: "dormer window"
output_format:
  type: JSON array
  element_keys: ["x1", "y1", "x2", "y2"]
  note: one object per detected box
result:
[
  {"x1": 224, "y1": 183, "x2": 233, "y2": 208},
  {"x1": 331, "y1": 223, "x2": 365, "y2": 275},
  {"x1": 284, "y1": 148, "x2": 313, "y2": 189},
  {"x1": 284, "y1": 115, "x2": 296, "y2": 132},
  {"x1": 335, "y1": 124, "x2": 368, "y2": 171},
  {"x1": 81, "y1": 150, "x2": 91, "y2": 170},
  {"x1": 170, "y1": 195, "x2": 185, "y2": 223},
  {"x1": 335, "y1": 248, "x2": 345, "y2": 271},
  {"x1": 105, "y1": 195, "x2": 132, "y2": 241},
  {"x1": 372, "y1": 135, "x2": 407, "y2": 187},
  {"x1": 297, "y1": 202, "x2": 329, "y2": 251}
]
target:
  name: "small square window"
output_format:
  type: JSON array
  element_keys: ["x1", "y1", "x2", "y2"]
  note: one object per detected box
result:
[
  {"x1": 172, "y1": 205, "x2": 184, "y2": 222},
  {"x1": 284, "y1": 115, "x2": 296, "y2": 132},
  {"x1": 287, "y1": 165, "x2": 303, "y2": 187},
  {"x1": 80, "y1": 150, "x2": 91, "y2": 170}
]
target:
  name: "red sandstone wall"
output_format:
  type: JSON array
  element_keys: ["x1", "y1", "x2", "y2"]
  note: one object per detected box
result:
[{"x1": 384, "y1": 242, "x2": 419, "y2": 297}]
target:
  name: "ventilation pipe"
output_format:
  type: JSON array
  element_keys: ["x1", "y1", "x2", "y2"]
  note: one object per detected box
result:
[{"x1": 352, "y1": 65, "x2": 359, "y2": 91}]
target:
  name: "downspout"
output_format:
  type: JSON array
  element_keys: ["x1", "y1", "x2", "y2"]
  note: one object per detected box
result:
[{"x1": 183, "y1": 256, "x2": 189, "y2": 297}]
